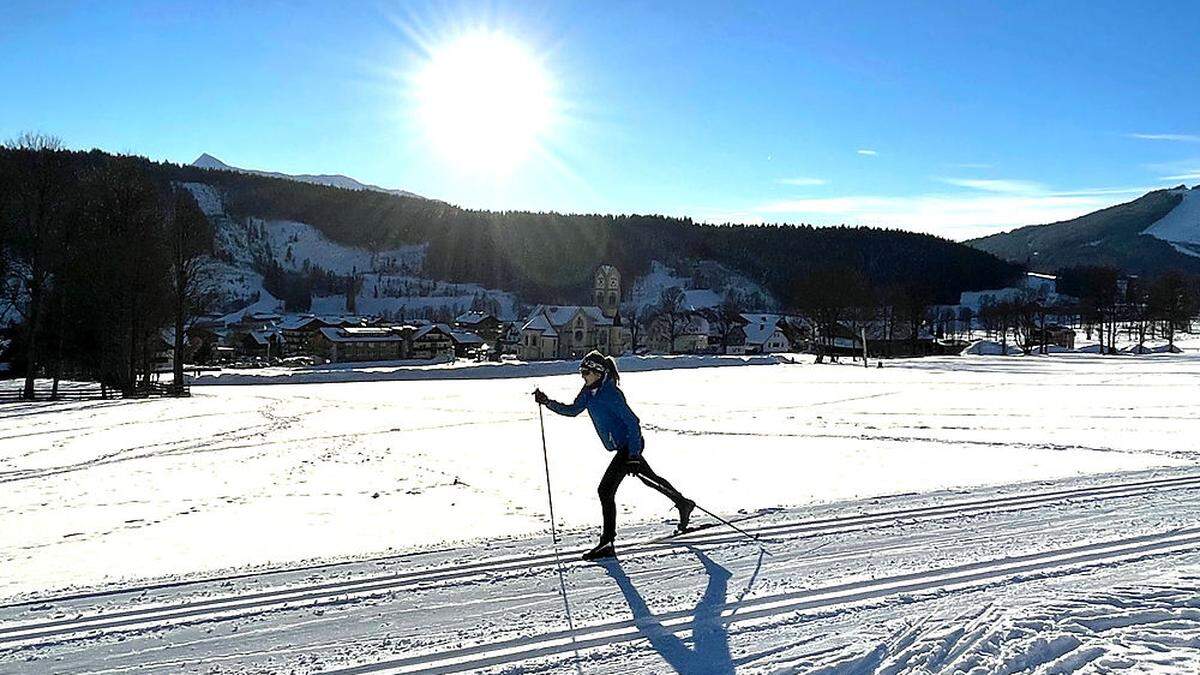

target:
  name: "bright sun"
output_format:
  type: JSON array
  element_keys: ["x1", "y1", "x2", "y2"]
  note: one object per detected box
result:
[{"x1": 413, "y1": 31, "x2": 556, "y2": 174}]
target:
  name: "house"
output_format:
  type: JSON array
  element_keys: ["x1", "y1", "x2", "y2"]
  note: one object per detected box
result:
[
  {"x1": 238, "y1": 329, "x2": 283, "y2": 360},
  {"x1": 453, "y1": 311, "x2": 504, "y2": 341},
  {"x1": 280, "y1": 315, "x2": 370, "y2": 357},
  {"x1": 314, "y1": 326, "x2": 406, "y2": 363},
  {"x1": 410, "y1": 324, "x2": 455, "y2": 360},
  {"x1": 496, "y1": 321, "x2": 522, "y2": 355},
  {"x1": 448, "y1": 328, "x2": 486, "y2": 358},
  {"x1": 741, "y1": 314, "x2": 792, "y2": 354},
  {"x1": 519, "y1": 312, "x2": 560, "y2": 360}
]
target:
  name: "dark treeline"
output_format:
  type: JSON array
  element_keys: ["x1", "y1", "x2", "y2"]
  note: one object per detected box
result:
[
  {"x1": 0, "y1": 137, "x2": 213, "y2": 398},
  {"x1": 137, "y1": 152, "x2": 1022, "y2": 306}
]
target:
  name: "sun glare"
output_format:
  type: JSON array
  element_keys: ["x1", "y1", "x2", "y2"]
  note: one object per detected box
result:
[{"x1": 413, "y1": 30, "x2": 557, "y2": 174}]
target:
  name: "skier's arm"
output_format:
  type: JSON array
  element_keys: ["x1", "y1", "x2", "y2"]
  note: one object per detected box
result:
[{"x1": 544, "y1": 387, "x2": 591, "y2": 417}]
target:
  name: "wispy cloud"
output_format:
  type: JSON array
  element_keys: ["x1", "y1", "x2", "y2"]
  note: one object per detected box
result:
[
  {"x1": 1145, "y1": 157, "x2": 1200, "y2": 182},
  {"x1": 856, "y1": 149, "x2": 878, "y2": 156},
  {"x1": 947, "y1": 162, "x2": 993, "y2": 170},
  {"x1": 777, "y1": 177, "x2": 828, "y2": 187},
  {"x1": 1129, "y1": 133, "x2": 1200, "y2": 143},
  {"x1": 939, "y1": 178, "x2": 1045, "y2": 194}
]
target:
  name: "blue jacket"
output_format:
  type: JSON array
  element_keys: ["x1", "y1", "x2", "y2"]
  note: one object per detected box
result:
[{"x1": 546, "y1": 377, "x2": 645, "y2": 457}]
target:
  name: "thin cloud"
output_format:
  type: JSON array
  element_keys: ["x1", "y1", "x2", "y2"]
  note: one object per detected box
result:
[
  {"x1": 1129, "y1": 133, "x2": 1200, "y2": 143},
  {"x1": 939, "y1": 178, "x2": 1045, "y2": 195},
  {"x1": 777, "y1": 177, "x2": 828, "y2": 187},
  {"x1": 856, "y1": 149, "x2": 878, "y2": 156},
  {"x1": 1146, "y1": 158, "x2": 1200, "y2": 181}
]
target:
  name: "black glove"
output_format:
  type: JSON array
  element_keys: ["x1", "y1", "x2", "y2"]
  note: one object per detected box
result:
[
  {"x1": 624, "y1": 457, "x2": 645, "y2": 475},
  {"x1": 533, "y1": 389, "x2": 549, "y2": 406}
]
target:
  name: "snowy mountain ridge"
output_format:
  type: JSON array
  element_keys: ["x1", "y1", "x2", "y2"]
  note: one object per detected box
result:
[
  {"x1": 192, "y1": 153, "x2": 425, "y2": 200},
  {"x1": 1142, "y1": 185, "x2": 1200, "y2": 257}
]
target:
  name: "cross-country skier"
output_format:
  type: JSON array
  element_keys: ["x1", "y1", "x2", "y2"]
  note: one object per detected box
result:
[{"x1": 534, "y1": 350, "x2": 695, "y2": 561}]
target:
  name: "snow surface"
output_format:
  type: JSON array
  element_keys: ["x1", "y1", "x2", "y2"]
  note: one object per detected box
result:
[
  {"x1": 191, "y1": 354, "x2": 783, "y2": 385},
  {"x1": 266, "y1": 221, "x2": 426, "y2": 277},
  {"x1": 629, "y1": 261, "x2": 774, "y2": 312},
  {"x1": 1144, "y1": 186, "x2": 1200, "y2": 247},
  {"x1": 4, "y1": 347, "x2": 1200, "y2": 672}
]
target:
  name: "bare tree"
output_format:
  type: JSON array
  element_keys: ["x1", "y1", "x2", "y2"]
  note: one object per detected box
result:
[
  {"x1": 164, "y1": 185, "x2": 215, "y2": 394},
  {"x1": 654, "y1": 286, "x2": 689, "y2": 354},
  {"x1": 702, "y1": 294, "x2": 745, "y2": 354},
  {"x1": 3, "y1": 133, "x2": 70, "y2": 399}
]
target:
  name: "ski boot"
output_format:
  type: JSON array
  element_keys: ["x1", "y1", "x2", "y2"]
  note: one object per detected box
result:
[
  {"x1": 677, "y1": 499, "x2": 696, "y2": 533},
  {"x1": 582, "y1": 538, "x2": 616, "y2": 561}
]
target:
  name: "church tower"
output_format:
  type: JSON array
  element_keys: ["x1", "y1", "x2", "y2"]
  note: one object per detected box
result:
[{"x1": 593, "y1": 265, "x2": 621, "y2": 318}]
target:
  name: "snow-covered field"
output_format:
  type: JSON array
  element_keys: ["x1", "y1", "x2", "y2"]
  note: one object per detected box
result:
[{"x1": 3, "y1": 349, "x2": 1200, "y2": 672}]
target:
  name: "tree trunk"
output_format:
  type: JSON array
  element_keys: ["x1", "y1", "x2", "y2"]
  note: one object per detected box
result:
[
  {"x1": 22, "y1": 273, "x2": 44, "y2": 400},
  {"x1": 173, "y1": 266, "x2": 186, "y2": 395}
]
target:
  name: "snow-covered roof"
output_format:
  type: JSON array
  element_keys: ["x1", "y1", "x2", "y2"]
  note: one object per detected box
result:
[
  {"x1": 527, "y1": 305, "x2": 613, "y2": 328},
  {"x1": 248, "y1": 330, "x2": 279, "y2": 345},
  {"x1": 412, "y1": 324, "x2": 452, "y2": 341},
  {"x1": 279, "y1": 316, "x2": 320, "y2": 331},
  {"x1": 449, "y1": 330, "x2": 485, "y2": 345},
  {"x1": 520, "y1": 312, "x2": 558, "y2": 337},
  {"x1": 454, "y1": 311, "x2": 496, "y2": 325},
  {"x1": 317, "y1": 326, "x2": 404, "y2": 343},
  {"x1": 741, "y1": 314, "x2": 787, "y2": 346}
]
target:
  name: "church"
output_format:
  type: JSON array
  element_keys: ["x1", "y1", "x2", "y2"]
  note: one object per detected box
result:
[{"x1": 518, "y1": 265, "x2": 632, "y2": 360}]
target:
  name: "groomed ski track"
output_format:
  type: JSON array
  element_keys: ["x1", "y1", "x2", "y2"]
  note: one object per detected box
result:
[{"x1": 2, "y1": 467, "x2": 1199, "y2": 673}]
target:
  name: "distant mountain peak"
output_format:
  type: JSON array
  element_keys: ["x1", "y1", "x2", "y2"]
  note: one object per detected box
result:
[
  {"x1": 192, "y1": 153, "x2": 230, "y2": 170},
  {"x1": 190, "y1": 153, "x2": 424, "y2": 200}
]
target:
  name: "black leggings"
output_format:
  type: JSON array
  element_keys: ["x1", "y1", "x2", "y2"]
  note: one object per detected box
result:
[{"x1": 598, "y1": 449, "x2": 688, "y2": 542}]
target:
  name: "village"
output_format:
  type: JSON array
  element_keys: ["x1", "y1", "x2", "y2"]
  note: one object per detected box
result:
[{"x1": 166, "y1": 262, "x2": 1179, "y2": 374}]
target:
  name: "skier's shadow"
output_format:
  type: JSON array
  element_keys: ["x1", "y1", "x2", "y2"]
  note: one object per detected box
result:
[{"x1": 596, "y1": 547, "x2": 757, "y2": 675}]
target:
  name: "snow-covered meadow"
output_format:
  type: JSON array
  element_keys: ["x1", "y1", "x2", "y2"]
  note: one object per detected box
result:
[{"x1": 2, "y1": 350, "x2": 1197, "y2": 601}]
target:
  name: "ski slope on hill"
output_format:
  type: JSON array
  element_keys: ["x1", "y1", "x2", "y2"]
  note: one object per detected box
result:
[
  {"x1": 1144, "y1": 186, "x2": 1200, "y2": 256},
  {"x1": 3, "y1": 348, "x2": 1200, "y2": 672}
]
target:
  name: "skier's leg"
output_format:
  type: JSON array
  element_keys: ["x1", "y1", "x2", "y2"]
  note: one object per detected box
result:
[
  {"x1": 633, "y1": 458, "x2": 688, "y2": 505},
  {"x1": 633, "y1": 458, "x2": 695, "y2": 531},
  {"x1": 597, "y1": 452, "x2": 628, "y2": 543}
]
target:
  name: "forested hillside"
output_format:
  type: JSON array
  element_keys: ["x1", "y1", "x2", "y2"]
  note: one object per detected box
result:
[
  {"x1": 3, "y1": 146, "x2": 1024, "y2": 314},
  {"x1": 968, "y1": 189, "x2": 1200, "y2": 276},
  {"x1": 161, "y1": 157, "x2": 1020, "y2": 305}
]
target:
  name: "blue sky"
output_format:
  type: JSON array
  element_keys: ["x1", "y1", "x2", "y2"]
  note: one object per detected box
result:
[{"x1": 3, "y1": 1, "x2": 1200, "y2": 239}]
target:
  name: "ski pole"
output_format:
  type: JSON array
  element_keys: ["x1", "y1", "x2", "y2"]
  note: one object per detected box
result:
[
  {"x1": 635, "y1": 473, "x2": 772, "y2": 556},
  {"x1": 536, "y1": 401, "x2": 585, "y2": 675},
  {"x1": 537, "y1": 403, "x2": 560, "y2": 544}
]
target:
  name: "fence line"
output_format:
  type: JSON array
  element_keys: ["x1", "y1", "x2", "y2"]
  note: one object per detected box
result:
[{"x1": 0, "y1": 380, "x2": 189, "y2": 403}]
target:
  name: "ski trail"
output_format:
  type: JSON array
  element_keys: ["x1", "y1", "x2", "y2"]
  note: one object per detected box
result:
[
  {"x1": 321, "y1": 528, "x2": 1200, "y2": 674},
  {"x1": 3, "y1": 472, "x2": 1199, "y2": 651}
]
